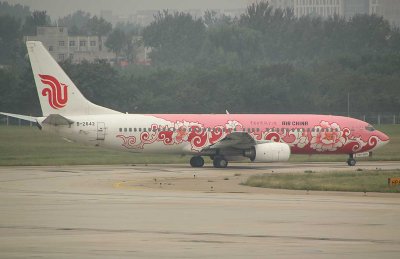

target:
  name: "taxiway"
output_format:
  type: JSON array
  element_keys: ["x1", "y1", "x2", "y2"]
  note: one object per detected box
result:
[{"x1": 0, "y1": 162, "x2": 399, "y2": 258}]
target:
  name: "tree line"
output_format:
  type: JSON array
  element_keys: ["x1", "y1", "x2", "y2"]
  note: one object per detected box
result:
[{"x1": 0, "y1": 1, "x2": 400, "y2": 116}]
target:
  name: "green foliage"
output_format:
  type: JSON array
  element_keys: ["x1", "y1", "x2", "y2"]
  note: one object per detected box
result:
[
  {"x1": 22, "y1": 10, "x2": 51, "y2": 36},
  {"x1": 0, "y1": 15, "x2": 21, "y2": 64},
  {"x1": 0, "y1": 1, "x2": 30, "y2": 21},
  {"x1": 57, "y1": 10, "x2": 92, "y2": 35},
  {"x1": 0, "y1": 65, "x2": 39, "y2": 115},
  {"x1": 57, "y1": 12, "x2": 112, "y2": 45},
  {"x1": 60, "y1": 60, "x2": 122, "y2": 111},
  {"x1": 1, "y1": 1, "x2": 400, "y2": 115},
  {"x1": 142, "y1": 10, "x2": 206, "y2": 66},
  {"x1": 106, "y1": 28, "x2": 127, "y2": 56},
  {"x1": 86, "y1": 15, "x2": 112, "y2": 37},
  {"x1": 244, "y1": 170, "x2": 400, "y2": 193}
]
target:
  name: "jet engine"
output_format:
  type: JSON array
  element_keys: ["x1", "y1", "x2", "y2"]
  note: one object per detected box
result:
[{"x1": 244, "y1": 142, "x2": 291, "y2": 162}]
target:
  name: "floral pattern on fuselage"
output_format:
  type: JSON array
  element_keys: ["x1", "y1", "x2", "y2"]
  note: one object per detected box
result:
[{"x1": 116, "y1": 119, "x2": 381, "y2": 154}]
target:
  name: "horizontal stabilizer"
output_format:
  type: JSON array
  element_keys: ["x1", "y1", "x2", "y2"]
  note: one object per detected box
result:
[
  {"x1": 0, "y1": 112, "x2": 37, "y2": 122},
  {"x1": 42, "y1": 114, "x2": 74, "y2": 126}
]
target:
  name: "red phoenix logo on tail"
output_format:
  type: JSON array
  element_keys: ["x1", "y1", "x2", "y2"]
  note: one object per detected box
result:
[{"x1": 39, "y1": 74, "x2": 68, "y2": 109}]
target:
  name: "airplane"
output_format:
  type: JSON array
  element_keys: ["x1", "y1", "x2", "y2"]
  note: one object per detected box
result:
[{"x1": 0, "y1": 41, "x2": 390, "y2": 168}]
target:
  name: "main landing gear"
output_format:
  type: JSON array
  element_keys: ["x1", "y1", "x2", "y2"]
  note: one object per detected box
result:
[
  {"x1": 212, "y1": 156, "x2": 228, "y2": 168},
  {"x1": 189, "y1": 155, "x2": 228, "y2": 168},
  {"x1": 347, "y1": 154, "x2": 356, "y2": 166},
  {"x1": 190, "y1": 156, "x2": 204, "y2": 167}
]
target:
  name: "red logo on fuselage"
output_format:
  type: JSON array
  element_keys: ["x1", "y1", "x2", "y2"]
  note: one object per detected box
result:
[{"x1": 39, "y1": 74, "x2": 68, "y2": 109}]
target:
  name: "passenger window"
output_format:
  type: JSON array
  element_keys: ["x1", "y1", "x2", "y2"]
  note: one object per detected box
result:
[
  {"x1": 124, "y1": 128, "x2": 127, "y2": 132},
  {"x1": 129, "y1": 128, "x2": 132, "y2": 132},
  {"x1": 119, "y1": 128, "x2": 122, "y2": 132}
]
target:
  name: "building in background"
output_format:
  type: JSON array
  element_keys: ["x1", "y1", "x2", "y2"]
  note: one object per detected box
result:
[
  {"x1": 25, "y1": 26, "x2": 115, "y2": 63},
  {"x1": 247, "y1": 0, "x2": 400, "y2": 27},
  {"x1": 370, "y1": 0, "x2": 400, "y2": 27},
  {"x1": 293, "y1": 0, "x2": 344, "y2": 18},
  {"x1": 100, "y1": 8, "x2": 246, "y2": 27},
  {"x1": 24, "y1": 26, "x2": 150, "y2": 66},
  {"x1": 344, "y1": 0, "x2": 369, "y2": 18},
  {"x1": 267, "y1": 0, "x2": 294, "y2": 9}
]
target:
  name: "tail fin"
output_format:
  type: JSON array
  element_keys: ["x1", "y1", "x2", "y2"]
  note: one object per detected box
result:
[{"x1": 26, "y1": 41, "x2": 120, "y2": 116}]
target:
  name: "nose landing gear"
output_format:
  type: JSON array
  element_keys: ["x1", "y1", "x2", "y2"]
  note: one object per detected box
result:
[{"x1": 347, "y1": 154, "x2": 356, "y2": 166}]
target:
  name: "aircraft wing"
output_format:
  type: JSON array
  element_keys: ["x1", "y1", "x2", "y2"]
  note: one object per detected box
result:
[
  {"x1": 0, "y1": 112, "x2": 73, "y2": 126},
  {"x1": 0, "y1": 112, "x2": 37, "y2": 122},
  {"x1": 202, "y1": 131, "x2": 257, "y2": 151}
]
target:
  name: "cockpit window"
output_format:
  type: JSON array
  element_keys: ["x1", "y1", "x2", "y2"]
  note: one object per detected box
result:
[{"x1": 365, "y1": 125, "x2": 375, "y2": 132}]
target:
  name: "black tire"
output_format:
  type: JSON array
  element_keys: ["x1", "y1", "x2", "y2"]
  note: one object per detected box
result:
[
  {"x1": 347, "y1": 158, "x2": 356, "y2": 166},
  {"x1": 190, "y1": 156, "x2": 204, "y2": 167},
  {"x1": 213, "y1": 157, "x2": 228, "y2": 168}
]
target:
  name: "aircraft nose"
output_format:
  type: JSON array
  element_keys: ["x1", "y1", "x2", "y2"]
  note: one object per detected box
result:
[{"x1": 378, "y1": 130, "x2": 390, "y2": 145}]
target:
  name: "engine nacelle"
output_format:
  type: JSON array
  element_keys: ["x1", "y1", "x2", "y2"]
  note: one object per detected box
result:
[{"x1": 244, "y1": 142, "x2": 291, "y2": 162}]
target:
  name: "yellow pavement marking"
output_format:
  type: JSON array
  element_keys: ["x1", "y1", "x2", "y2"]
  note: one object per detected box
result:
[{"x1": 113, "y1": 180, "x2": 147, "y2": 190}]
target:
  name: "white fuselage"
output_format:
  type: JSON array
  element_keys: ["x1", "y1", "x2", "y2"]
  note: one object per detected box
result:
[{"x1": 39, "y1": 114, "x2": 191, "y2": 155}]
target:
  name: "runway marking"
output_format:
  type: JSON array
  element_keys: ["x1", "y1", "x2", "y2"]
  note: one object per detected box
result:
[{"x1": 113, "y1": 180, "x2": 148, "y2": 190}]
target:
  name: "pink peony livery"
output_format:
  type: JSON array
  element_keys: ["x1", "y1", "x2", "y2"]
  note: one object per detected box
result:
[
  {"x1": 226, "y1": 120, "x2": 242, "y2": 131},
  {"x1": 172, "y1": 121, "x2": 192, "y2": 143},
  {"x1": 290, "y1": 130, "x2": 309, "y2": 148},
  {"x1": 310, "y1": 121, "x2": 346, "y2": 152}
]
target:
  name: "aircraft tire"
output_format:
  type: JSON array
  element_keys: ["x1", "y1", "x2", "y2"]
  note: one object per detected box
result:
[
  {"x1": 347, "y1": 158, "x2": 356, "y2": 166},
  {"x1": 213, "y1": 157, "x2": 228, "y2": 168},
  {"x1": 190, "y1": 156, "x2": 204, "y2": 167}
]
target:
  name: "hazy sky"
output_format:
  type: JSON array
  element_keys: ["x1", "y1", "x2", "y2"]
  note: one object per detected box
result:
[{"x1": 8, "y1": 0, "x2": 248, "y2": 18}]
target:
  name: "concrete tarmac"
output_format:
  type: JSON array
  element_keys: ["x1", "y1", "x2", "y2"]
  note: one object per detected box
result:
[{"x1": 0, "y1": 162, "x2": 400, "y2": 258}]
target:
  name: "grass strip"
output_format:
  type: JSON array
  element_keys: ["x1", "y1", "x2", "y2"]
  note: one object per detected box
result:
[{"x1": 244, "y1": 170, "x2": 400, "y2": 193}]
